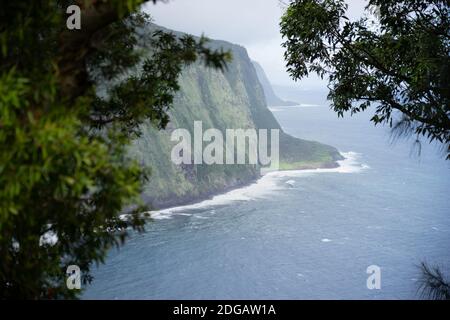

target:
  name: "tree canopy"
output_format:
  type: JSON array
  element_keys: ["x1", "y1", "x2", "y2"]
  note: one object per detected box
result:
[
  {"x1": 281, "y1": 0, "x2": 450, "y2": 158},
  {"x1": 0, "y1": 0, "x2": 230, "y2": 299}
]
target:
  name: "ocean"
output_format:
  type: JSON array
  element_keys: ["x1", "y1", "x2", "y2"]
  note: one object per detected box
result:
[{"x1": 83, "y1": 90, "x2": 450, "y2": 299}]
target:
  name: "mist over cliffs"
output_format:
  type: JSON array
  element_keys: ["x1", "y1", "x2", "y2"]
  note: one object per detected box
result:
[
  {"x1": 251, "y1": 61, "x2": 298, "y2": 107},
  {"x1": 130, "y1": 25, "x2": 342, "y2": 209}
]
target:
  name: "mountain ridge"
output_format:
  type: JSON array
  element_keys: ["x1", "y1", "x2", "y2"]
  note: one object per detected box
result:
[{"x1": 252, "y1": 61, "x2": 298, "y2": 106}]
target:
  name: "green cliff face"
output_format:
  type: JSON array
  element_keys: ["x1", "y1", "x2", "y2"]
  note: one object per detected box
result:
[{"x1": 130, "y1": 29, "x2": 342, "y2": 209}]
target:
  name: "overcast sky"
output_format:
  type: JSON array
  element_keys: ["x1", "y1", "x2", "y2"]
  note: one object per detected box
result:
[{"x1": 143, "y1": 0, "x2": 367, "y2": 90}]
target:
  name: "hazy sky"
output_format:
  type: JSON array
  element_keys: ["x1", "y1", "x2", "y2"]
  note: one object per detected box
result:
[{"x1": 143, "y1": 0, "x2": 367, "y2": 90}]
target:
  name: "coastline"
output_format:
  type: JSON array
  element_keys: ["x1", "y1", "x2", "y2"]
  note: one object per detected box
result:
[
  {"x1": 144, "y1": 176, "x2": 260, "y2": 211},
  {"x1": 146, "y1": 156, "x2": 343, "y2": 212}
]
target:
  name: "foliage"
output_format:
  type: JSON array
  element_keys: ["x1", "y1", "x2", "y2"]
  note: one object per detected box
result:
[
  {"x1": 0, "y1": 0, "x2": 229, "y2": 298},
  {"x1": 281, "y1": 0, "x2": 450, "y2": 158},
  {"x1": 418, "y1": 262, "x2": 450, "y2": 300}
]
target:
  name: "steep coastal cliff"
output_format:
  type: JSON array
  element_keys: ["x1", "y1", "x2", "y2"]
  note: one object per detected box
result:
[{"x1": 130, "y1": 26, "x2": 342, "y2": 209}]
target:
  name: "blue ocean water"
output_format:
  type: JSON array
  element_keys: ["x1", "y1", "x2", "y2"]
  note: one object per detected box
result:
[{"x1": 83, "y1": 91, "x2": 450, "y2": 299}]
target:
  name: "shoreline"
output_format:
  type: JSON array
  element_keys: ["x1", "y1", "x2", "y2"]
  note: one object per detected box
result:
[{"x1": 147, "y1": 158, "x2": 342, "y2": 212}]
